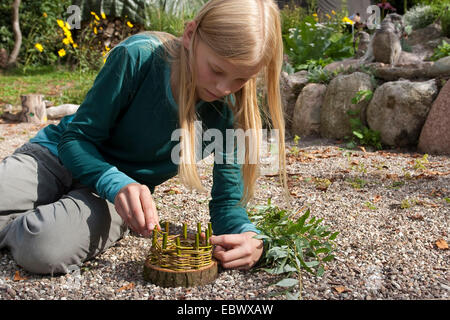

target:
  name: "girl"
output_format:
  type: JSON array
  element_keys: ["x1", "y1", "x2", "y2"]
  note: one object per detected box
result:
[{"x1": 0, "y1": 0, "x2": 288, "y2": 274}]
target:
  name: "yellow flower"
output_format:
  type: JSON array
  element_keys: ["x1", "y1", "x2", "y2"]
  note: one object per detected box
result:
[
  {"x1": 65, "y1": 21, "x2": 71, "y2": 30},
  {"x1": 90, "y1": 11, "x2": 100, "y2": 21},
  {"x1": 101, "y1": 12, "x2": 106, "y2": 19},
  {"x1": 127, "y1": 21, "x2": 134, "y2": 28},
  {"x1": 93, "y1": 27, "x2": 98, "y2": 34},
  {"x1": 326, "y1": 13, "x2": 331, "y2": 19},
  {"x1": 72, "y1": 43, "x2": 78, "y2": 49},
  {"x1": 43, "y1": 12, "x2": 47, "y2": 18},
  {"x1": 105, "y1": 45, "x2": 110, "y2": 51},
  {"x1": 312, "y1": 13, "x2": 318, "y2": 17},
  {"x1": 342, "y1": 16, "x2": 354, "y2": 25},
  {"x1": 57, "y1": 19, "x2": 65, "y2": 29},
  {"x1": 332, "y1": 10, "x2": 336, "y2": 15},
  {"x1": 103, "y1": 57, "x2": 107, "y2": 64},
  {"x1": 34, "y1": 43, "x2": 44, "y2": 52},
  {"x1": 62, "y1": 37, "x2": 70, "y2": 45},
  {"x1": 58, "y1": 49, "x2": 66, "y2": 57}
]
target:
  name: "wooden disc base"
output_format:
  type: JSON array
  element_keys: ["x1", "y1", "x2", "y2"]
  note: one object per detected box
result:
[{"x1": 143, "y1": 258, "x2": 218, "y2": 288}]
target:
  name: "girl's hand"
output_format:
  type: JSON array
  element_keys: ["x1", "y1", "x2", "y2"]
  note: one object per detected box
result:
[
  {"x1": 114, "y1": 183, "x2": 160, "y2": 237},
  {"x1": 210, "y1": 232, "x2": 264, "y2": 270}
]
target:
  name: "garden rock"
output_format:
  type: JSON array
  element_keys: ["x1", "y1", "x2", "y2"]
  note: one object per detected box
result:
[
  {"x1": 427, "y1": 56, "x2": 450, "y2": 77},
  {"x1": 370, "y1": 57, "x2": 450, "y2": 81},
  {"x1": 355, "y1": 31, "x2": 371, "y2": 59},
  {"x1": 418, "y1": 80, "x2": 450, "y2": 155},
  {"x1": 323, "y1": 58, "x2": 362, "y2": 73},
  {"x1": 292, "y1": 83, "x2": 327, "y2": 138},
  {"x1": 366, "y1": 79, "x2": 438, "y2": 147},
  {"x1": 320, "y1": 72, "x2": 374, "y2": 140},
  {"x1": 397, "y1": 51, "x2": 422, "y2": 65},
  {"x1": 371, "y1": 13, "x2": 404, "y2": 65},
  {"x1": 406, "y1": 23, "x2": 449, "y2": 60},
  {"x1": 46, "y1": 104, "x2": 80, "y2": 119},
  {"x1": 280, "y1": 70, "x2": 309, "y2": 132}
]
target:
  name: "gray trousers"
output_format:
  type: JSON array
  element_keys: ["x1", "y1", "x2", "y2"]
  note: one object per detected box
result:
[{"x1": 0, "y1": 142, "x2": 128, "y2": 275}]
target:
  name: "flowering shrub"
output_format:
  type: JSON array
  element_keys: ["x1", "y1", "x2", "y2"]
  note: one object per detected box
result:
[
  {"x1": 0, "y1": 0, "x2": 72, "y2": 68},
  {"x1": 283, "y1": 15, "x2": 354, "y2": 72},
  {"x1": 404, "y1": 4, "x2": 439, "y2": 30}
]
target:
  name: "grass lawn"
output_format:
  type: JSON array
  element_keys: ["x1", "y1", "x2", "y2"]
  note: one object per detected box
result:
[{"x1": 0, "y1": 65, "x2": 98, "y2": 112}]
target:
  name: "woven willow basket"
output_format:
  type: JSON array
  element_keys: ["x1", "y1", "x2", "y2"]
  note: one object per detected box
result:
[{"x1": 147, "y1": 222, "x2": 214, "y2": 271}]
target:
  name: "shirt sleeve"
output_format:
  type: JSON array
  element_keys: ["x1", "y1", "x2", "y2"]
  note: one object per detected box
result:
[
  {"x1": 207, "y1": 106, "x2": 260, "y2": 236},
  {"x1": 57, "y1": 45, "x2": 139, "y2": 203}
]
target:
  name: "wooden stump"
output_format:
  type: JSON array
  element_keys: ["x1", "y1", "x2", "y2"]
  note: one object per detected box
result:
[
  {"x1": 20, "y1": 94, "x2": 47, "y2": 124},
  {"x1": 143, "y1": 259, "x2": 218, "y2": 288}
]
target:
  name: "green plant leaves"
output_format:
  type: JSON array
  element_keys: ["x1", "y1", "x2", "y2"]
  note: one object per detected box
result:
[
  {"x1": 248, "y1": 201, "x2": 339, "y2": 299},
  {"x1": 275, "y1": 278, "x2": 298, "y2": 288}
]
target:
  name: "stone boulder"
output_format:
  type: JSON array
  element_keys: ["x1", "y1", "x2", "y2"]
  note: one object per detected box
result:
[
  {"x1": 372, "y1": 13, "x2": 404, "y2": 65},
  {"x1": 397, "y1": 51, "x2": 422, "y2": 65},
  {"x1": 406, "y1": 23, "x2": 450, "y2": 61},
  {"x1": 366, "y1": 79, "x2": 438, "y2": 147},
  {"x1": 323, "y1": 58, "x2": 362, "y2": 73},
  {"x1": 418, "y1": 80, "x2": 450, "y2": 155},
  {"x1": 280, "y1": 70, "x2": 309, "y2": 133},
  {"x1": 355, "y1": 31, "x2": 371, "y2": 59},
  {"x1": 320, "y1": 72, "x2": 375, "y2": 140},
  {"x1": 292, "y1": 83, "x2": 327, "y2": 137}
]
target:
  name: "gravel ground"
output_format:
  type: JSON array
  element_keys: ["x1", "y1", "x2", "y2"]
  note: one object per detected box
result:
[{"x1": 0, "y1": 119, "x2": 449, "y2": 300}]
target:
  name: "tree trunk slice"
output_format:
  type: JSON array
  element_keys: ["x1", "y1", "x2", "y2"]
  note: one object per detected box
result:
[
  {"x1": 20, "y1": 94, "x2": 46, "y2": 124},
  {"x1": 143, "y1": 259, "x2": 218, "y2": 288}
]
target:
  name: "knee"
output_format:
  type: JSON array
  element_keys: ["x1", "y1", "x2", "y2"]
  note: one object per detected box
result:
[{"x1": 12, "y1": 213, "x2": 81, "y2": 275}]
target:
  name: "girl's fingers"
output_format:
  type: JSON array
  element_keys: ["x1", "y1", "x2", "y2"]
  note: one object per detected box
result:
[
  {"x1": 214, "y1": 246, "x2": 247, "y2": 263},
  {"x1": 139, "y1": 186, "x2": 158, "y2": 235},
  {"x1": 221, "y1": 257, "x2": 252, "y2": 270}
]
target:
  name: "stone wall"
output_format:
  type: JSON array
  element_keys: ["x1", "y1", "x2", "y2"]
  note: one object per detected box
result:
[{"x1": 283, "y1": 17, "x2": 450, "y2": 155}]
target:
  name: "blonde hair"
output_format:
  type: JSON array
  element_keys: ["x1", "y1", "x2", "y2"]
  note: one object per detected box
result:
[{"x1": 144, "y1": 0, "x2": 290, "y2": 206}]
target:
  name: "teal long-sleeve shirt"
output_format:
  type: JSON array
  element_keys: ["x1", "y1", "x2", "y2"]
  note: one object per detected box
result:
[{"x1": 29, "y1": 33, "x2": 259, "y2": 236}]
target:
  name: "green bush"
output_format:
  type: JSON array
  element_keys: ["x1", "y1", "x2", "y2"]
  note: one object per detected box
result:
[
  {"x1": 280, "y1": 4, "x2": 308, "y2": 37},
  {"x1": 72, "y1": 0, "x2": 149, "y2": 25},
  {"x1": 430, "y1": 40, "x2": 450, "y2": 60},
  {"x1": 404, "y1": 4, "x2": 439, "y2": 30},
  {"x1": 441, "y1": 7, "x2": 450, "y2": 38},
  {"x1": 0, "y1": 0, "x2": 72, "y2": 67},
  {"x1": 283, "y1": 15, "x2": 354, "y2": 72}
]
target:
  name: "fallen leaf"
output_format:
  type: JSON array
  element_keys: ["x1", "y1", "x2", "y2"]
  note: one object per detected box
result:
[
  {"x1": 116, "y1": 282, "x2": 135, "y2": 292},
  {"x1": 435, "y1": 239, "x2": 449, "y2": 250},
  {"x1": 408, "y1": 213, "x2": 424, "y2": 221},
  {"x1": 13, "y1": 270, "x2": 27, "y2": 281},
  {"x1": 385, "y1": 173, "x2": 399, "y2": 180},
  {"x1": 358, "y1": 146, "x2": 367, "y2": 153},
  {"x1": 373, "y1": 195, "x2": 382, "y2": 203},
  {"x1": 425, "y1": 170, "x2": 450, "y2": 176},
  {"x1": 163, "y1": 187, "x2": 182, "y2": 194},
  {"x1": 333, "y1": 285, "x2": 350, "y2": 293}
]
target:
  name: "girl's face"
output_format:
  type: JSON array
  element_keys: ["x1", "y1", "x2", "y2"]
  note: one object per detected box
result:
[{"x1": 183, "y1": 22, "x2": 261, "y2": 102}]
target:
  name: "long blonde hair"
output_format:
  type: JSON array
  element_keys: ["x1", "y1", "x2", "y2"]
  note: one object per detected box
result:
[{"x1": 146, "y1": 0, "x2": 290, "y2": 206}]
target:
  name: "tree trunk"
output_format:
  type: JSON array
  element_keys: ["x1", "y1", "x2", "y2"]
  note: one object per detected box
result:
[
  {"x1": 19, "y1": 94, "x2": 47, "y2": 124},
  {"x1": 7, "y1": 0, "x2": 22, "y2": 67},
  {"x1": 143, "y1": 259, "x2": 218, "y2": 288}
]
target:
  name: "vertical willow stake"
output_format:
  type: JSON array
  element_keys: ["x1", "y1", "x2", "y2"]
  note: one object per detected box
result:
[
  {"x1": 176, "y1": 237, "x2": 181, "y2": 255},
  {"x1": 152, "y1": 230, "x2": 157, "y2": 248},
  {"x1": 195, "y1": 233, "x2": 199, "y2": 250},
  {"x1": 197, "y1": 222, "x2": 202, "y2": 235},
  {"x1": 162, "y1": 233, "x2": 168, "y2": 249},
  {"x1": 208, "y1": 222, "x2": 213, "y2": 237},
  {"x1": 183, "y1": 222, "x2": 187, "y2": 240},
  {"x1": 205, "y1": 227, "x2": 210, "y2": 246},
  {"x1": 165, "y1": 221, "x2": 170, "y2": 234}
]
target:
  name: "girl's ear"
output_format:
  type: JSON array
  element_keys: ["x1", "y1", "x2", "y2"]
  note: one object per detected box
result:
[{"x1": 182, "y1": 21, "x2": 197, "y2": 50}]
